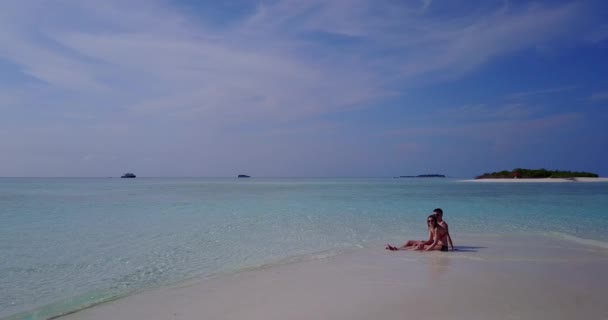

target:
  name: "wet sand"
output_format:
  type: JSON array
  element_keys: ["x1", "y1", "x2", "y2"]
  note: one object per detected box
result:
[{"x1": 59, "y1": 234, "x2": 608, "y2": 320}]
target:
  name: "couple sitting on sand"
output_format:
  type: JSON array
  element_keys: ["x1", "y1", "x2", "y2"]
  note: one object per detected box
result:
[{"x1": 386, "y1": 208, "x2": 455, "y2": 252}]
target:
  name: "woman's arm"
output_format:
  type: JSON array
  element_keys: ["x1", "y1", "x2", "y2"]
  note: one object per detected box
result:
[
  {"x1": 415, "y1": 229, "x2": 434, "y2": 250},
  {"x1": 423, "y1": 228, "x2": 434, "y2": 245},
  {"x1": 425, "y1": 228, "x2": 438, "y2": 251}
]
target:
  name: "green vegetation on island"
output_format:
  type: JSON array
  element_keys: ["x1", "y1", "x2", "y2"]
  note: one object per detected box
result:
[{"x1": 475, "y1": 168, "x2": 598, "y2": 179}]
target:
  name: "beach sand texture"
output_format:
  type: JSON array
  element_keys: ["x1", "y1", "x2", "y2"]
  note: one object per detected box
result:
[{"x1": 60, "y1": 234, "x2": 608, "y2": 320}]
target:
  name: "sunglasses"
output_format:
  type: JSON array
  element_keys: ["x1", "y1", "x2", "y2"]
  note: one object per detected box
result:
[{"x1": 427, "y1": 219, "x2": 435, "y2": 223}]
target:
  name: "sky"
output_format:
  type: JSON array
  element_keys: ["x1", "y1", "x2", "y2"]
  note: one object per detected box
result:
[{"x1": 1, "y1": 0, "x2": 607, "y2": 178}]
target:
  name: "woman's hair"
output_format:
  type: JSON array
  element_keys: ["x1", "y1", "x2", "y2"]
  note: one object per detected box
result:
[{"x1": 427, "y1": 214, "x2": 437, "y2": 227}]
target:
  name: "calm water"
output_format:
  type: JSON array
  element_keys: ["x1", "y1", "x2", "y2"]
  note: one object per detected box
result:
[{"x1": 1, "y1": 178, "x2": 608, "y2": 319}]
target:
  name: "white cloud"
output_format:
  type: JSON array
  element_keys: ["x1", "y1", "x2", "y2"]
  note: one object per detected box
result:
[
  {"x1": 0, "y1": 1, "x2": 589, "y2": 122},
  {"x1": 0, "y1": 0, "x2": 602, "y2": 176},
  {"x1": 395, "y1": 3, "x2": 582, "y2": 79}
]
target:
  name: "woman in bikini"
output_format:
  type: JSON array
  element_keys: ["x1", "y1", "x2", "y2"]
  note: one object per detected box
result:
[{"x1": 386, "y1": 215, "x2": 449, "y2": 252}]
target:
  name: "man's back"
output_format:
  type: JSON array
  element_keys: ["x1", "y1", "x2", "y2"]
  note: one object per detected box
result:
[{"x1": 433, "y1": 208, "x2": 454, "y2": 250}]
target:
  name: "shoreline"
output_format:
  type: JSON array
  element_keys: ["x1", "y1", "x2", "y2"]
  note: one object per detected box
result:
[
  {"x1": 460, "y1": 177, "x2": 608, "y2": 182},
  {"x1": 56, "y1": 234, "x2": 608, "y2": 320}
]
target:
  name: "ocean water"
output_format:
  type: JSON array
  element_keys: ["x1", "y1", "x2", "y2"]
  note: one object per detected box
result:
[{"x1": 1, "y1": 178, "x2": 607, "y2": 319}]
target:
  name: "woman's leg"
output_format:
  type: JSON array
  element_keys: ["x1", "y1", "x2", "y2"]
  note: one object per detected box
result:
[
  {"x1": 386, "y1": 240, "x2": 427, "y2": 251},
  {"x1": 401, "y1": 240, "x2": 423, "y2": 248},
  {"x1": 386, "y1": 244, "x2": 398, "y2": 250},
  {"x1": 419, "y1": 244, "x2": 444, "y2": 251}
]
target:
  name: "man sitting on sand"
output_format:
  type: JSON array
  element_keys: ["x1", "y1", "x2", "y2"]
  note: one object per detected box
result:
[{"x1": 433, "y1": 208, "x2": 455, "y2": 251}]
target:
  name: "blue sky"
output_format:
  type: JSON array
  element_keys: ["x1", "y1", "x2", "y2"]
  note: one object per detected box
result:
[{"x1": 1, "y1": 0, "x2": 607, "y2": 177}]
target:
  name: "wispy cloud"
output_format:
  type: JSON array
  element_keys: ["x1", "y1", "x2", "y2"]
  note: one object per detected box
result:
[
  {"x1": 585, "y1": 24, "x2": 608, "y2": 43},
  {"x1": 0, "y1": 0, "x2": 591, "y2": 122},
  {"x1": 385, "y1": 100, "x2": 585, "y2": 153},
  {"x1": 589, "y1": 91, "x2": 608, "y2": 102},
  {"x1": 0, "y1": 0, "x2": 604, "y2": 176},
  {"x1": 506, "y1": 85, "x2": 579, "y2": 100},
  {"x1": 388, "y1": 111, "x2": 583, "y2": 138},
  {"x1": 431, "y1": 103, "x2": 543, "y2": 122}
]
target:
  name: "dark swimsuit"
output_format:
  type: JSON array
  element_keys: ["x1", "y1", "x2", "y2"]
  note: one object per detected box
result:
[{"x1": 441, "y1": 245, "x2": 449, "y2": 252}]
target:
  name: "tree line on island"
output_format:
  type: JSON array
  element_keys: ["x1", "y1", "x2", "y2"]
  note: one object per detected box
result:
[{"x1": 475, "y1": 168, "x2": 598, "y2": 179}]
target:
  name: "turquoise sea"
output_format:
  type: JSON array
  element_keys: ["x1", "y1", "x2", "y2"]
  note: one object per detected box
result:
[{"x1": 1, "y1": 178, "x2": 608, "y2": 319}]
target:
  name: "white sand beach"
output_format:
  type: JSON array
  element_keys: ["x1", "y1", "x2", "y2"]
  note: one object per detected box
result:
[
  {"x1": 462, "y1": 177, "x2": 608, "y2": 182},
  {"x1": 60, "y1": 234, "x2": 608, "y2": 320}
]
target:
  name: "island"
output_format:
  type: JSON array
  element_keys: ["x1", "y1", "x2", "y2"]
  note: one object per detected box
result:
[
  {"x1": 238, "y1": 174, "x2": 251, "y2": 178},
  {"x1": 121, "y1": 173, "x2": 136, "y2": 178},
  {"x1": 475, "y1": 168, "x2": 598, "y2": 179},
  {"x1": 398, "y1": 174, "x2": 445, "y2": 178}
]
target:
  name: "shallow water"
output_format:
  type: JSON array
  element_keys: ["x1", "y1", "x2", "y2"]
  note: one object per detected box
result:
[
  {"x1": 1, "y1": 178, "x2": 607, "y2": 319},
  {"x1": 59, "y1": 233, "x2": 608, "y2": 320}
]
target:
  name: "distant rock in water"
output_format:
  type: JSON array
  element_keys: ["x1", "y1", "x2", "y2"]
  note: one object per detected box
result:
[
  {"x1": 121, "y1": 173, "x2": 136, "y2": 178},
  {"x1": 399, "y1": 174, "x2": 445, "y2": 178},
  {"x1": 238, "y1": 174, "x2": 251, "y2": 178}
]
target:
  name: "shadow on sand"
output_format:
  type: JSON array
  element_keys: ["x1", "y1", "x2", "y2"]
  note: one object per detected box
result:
[{"x1": 453, "y1": 246, "x2": 487, "y2": 252}]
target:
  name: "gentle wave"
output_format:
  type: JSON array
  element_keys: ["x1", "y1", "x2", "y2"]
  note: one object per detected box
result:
[{"x1": 544, "y1": 232, "x2": 608, "y2": 250}]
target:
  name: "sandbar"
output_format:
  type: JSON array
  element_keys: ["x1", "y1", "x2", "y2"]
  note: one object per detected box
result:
[{"x1": 58, "y1": 234, "x2": 608, "y2": 320}]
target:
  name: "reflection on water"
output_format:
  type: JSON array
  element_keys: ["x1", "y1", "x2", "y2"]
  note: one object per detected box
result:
[{"x1": 429, "y1": 254, "x2": 450, "y2": 279}]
